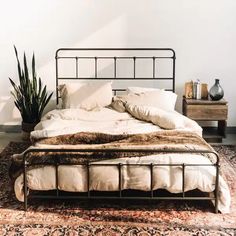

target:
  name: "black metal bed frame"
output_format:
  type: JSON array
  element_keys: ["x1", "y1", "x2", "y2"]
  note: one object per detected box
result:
[
  {"x1": 22, "y1": 48, "x2": 220, "y2": 213},
  {"x1": 55, "y1": 48, "x2": 176, "y2": 104}
]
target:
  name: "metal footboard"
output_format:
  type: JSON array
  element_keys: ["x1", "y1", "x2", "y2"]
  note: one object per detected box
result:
[{"x1": 22, "y1": 148, "x2": 220, "y2": 213}]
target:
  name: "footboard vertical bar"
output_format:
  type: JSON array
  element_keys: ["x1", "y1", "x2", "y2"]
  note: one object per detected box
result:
[
  {"x1": 87, "y1": 162, "x2": 90, "y2": 198},
  {"x1": 118, "y1": 163, "x2": 122, "y2": 198},
  {"x1": 182, "y1": 163, "x2": 185, "y2": 198},
  {"x1": 54, "y1": 156, "x2": 60, "y2": 197},
  {"x1": 215, "y1": 163, "x2": 220, "y2": 213},
  {"x1": 55, "y1": 162, "x2": 59, "y2": 197},
  {"x1": 23, "y1": 153, "x2": 28, "y2": 211},
  {"x1": 150, "y1": 163, "x2": 153, "y2": 198}
]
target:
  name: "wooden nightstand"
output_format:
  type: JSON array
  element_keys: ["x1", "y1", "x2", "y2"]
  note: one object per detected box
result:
[{"x1": 182, "y1": 97, "x2": 228, "y2": 142}]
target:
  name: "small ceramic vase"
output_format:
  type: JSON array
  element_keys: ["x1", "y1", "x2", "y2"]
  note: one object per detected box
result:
[{"x1": 209, "y1": 79, "x2": 224, "y2": 101}]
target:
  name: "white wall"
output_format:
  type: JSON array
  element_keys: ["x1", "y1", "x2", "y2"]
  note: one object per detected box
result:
[{"x1": 1, "y1": 0, "x2": 236, "y2": 125}]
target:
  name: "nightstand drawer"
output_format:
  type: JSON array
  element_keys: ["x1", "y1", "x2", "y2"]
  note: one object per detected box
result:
[
  {"x1": 182, "y1": 97, "x2": 228, "y2": 142},
  {"x1": 185, "y1": 104, "x2": 228, "y2": 120}
]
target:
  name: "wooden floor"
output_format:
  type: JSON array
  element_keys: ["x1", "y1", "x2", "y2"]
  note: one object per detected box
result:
[{"x1": 0, "y1": 133, "x2": 22, "y2": 151}]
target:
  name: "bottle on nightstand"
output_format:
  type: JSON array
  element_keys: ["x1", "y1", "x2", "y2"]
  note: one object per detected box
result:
[{"x1": 193, "y1": 79, "x2": 201, "y2": 100}]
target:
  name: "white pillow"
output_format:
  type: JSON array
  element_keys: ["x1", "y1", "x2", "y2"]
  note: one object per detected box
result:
[
  {"x1": 58, "y1": 82, "x2": 83, "y2": 108},
  {"x1": 114, "y1": 90, "x2": 177, "y2": 111},
  {"x1": 58, "y1": 81, "x2": 113, "y2": 110},
  {"x1": 127, "y1": 86, "x2": 161, "y2": 94}
]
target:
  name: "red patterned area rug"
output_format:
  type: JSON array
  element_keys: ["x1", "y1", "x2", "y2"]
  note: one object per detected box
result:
[{"x1": 0, "y1": 142, "x2": 235, "y2": 235}]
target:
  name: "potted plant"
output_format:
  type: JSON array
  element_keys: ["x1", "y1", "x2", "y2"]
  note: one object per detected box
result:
[{"x1": 9, "y1": 46, "x2": 53, "y2": 140}]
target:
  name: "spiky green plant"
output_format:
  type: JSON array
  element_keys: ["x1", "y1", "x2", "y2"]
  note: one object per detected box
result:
[{"x1": 9, "y1": 46, "x2": 53, "y2": 124}]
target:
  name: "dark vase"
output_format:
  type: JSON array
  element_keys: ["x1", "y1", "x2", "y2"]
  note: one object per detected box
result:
[{"x1": 209, "y1": 79, "x2": 224, "y2": 101}]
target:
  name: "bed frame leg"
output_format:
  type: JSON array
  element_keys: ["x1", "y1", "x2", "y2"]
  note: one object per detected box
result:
[
  {"x1": 24, "y1": 180, "x2": 28, "y2": 211},
  {"x1": 23, "y1": 154, "x2": 28, "y2": 211},
  {"x1": 215, "y1": 202, "x2": 218, "y2": 213},
  {"x1": 215, "y1": 188, "x2": 219, "y2": 213},
  {"x1": 214, "y1": 163, "x2": 220, "y2": 214},
  {"x1": 24, "y1": 198, "x2": 27, "y2": 211}
]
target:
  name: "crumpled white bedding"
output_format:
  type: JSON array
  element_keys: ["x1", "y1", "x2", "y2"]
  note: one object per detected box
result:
[
  {"x1": 31, "y1": 107, "x2": 202, "y2": 139},
  {"x1": 14, "y1": 107, "x2": 231, "y2": 213}
]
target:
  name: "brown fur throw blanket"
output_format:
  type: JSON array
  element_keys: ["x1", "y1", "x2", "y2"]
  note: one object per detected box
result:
[{"x1": 9, "y1": 130, "x2": 213, "y2": 182}]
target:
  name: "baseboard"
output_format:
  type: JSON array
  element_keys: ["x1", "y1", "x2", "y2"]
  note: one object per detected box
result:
[
  {"x1": 0, "y1": 125, "x2": 236, "y2": 134},
  {"x1": 227, "y1": 127, "x2": 236, "y2": 134},
  {"x1": 204, "y1": 126, "x2": 236, "y2": 134},
  {"x1": 0, "y1": 125, "x2": 21, "y2": 133}
]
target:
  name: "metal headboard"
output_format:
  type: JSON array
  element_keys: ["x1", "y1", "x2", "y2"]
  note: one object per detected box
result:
[{"x1": 55, "y1": 48, "x2": 176, "y2": 104}]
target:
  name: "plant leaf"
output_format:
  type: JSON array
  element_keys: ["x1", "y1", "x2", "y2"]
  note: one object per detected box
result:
[{"x1": 9, "y1": 47, "x2": 52, "y2": 123}]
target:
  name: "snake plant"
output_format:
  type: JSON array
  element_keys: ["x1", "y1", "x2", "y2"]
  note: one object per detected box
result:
[{"x1": 9, "y1": 46, "x2": 53, "y2": 124}]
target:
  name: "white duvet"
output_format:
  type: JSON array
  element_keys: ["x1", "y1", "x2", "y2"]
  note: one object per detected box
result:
[
  {"x1": 14, "y1": 107, "x2": 231, "y2": 213},
  {"x1": 31, "y1": 107, "x2": 202, "y2": 139}
]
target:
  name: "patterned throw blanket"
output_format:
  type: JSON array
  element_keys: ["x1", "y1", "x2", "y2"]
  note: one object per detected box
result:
[{"x1": 9, "y1": 130, "x2": 213, "y2": 182}]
